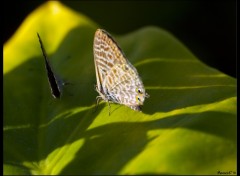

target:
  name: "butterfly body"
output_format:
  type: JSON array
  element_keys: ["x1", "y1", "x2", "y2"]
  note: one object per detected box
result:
[{"x1": 94, "y1": 29, "x2": 149, "y2": 112}]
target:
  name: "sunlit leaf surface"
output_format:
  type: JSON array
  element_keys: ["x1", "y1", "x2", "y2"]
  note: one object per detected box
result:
[{"x1": 3, "y1": 1, "x2": 236, "y2": 175}]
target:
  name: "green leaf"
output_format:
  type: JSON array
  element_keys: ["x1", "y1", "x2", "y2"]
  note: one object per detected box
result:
[{"x1": 4, "y1": 1, "x2": 236, "y2": 175}]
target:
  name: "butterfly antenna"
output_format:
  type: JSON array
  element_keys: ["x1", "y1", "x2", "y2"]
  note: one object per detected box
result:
[
  {"x1": 63, "y1": 81, "x2": 74, "y2": 86},
  {"x1": 145, "y1": 92, "x2": 150, "y2": 98}
]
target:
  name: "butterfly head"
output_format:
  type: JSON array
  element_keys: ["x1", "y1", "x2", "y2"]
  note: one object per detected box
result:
[{"x1": 135, "y1": 88, "x2": 149, "y2": 105}]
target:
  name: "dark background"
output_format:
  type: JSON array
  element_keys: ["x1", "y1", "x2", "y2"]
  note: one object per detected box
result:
[{"x1": 4, "y1": 0, "x2": 236, "y2": 78}]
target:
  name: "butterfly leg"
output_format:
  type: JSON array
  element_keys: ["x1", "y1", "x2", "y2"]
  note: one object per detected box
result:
[
  {"x1": 107, "y1": 100, "x2": 111, "y2": 116},
  {"x1": 94, "y1": 96, "x2": 102, "y2": 113}
]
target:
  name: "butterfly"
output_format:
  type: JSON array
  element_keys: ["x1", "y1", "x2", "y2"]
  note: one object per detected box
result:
[
  {"x1": 37, "y1": 33, "x2": 65, "y2": 98},
  {"x1": 93, "y1": 29, "x2": 149, "y2": 114}
]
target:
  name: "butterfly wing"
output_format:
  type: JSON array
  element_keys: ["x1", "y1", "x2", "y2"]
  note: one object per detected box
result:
[
  {"x1": 93, "y1": 29, "x2": 127, "y2": 96},
  {"x1": 104, "y1": 63, "x2": 147, "y2": 111}
]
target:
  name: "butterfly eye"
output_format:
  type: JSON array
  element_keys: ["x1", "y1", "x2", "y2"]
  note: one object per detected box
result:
[
  {"x1": 137, "y1": 89, "x2": 142, "y2": 94},
  {"x1": 137, "y1": 97, "x2": 141, "y2": 102}
]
